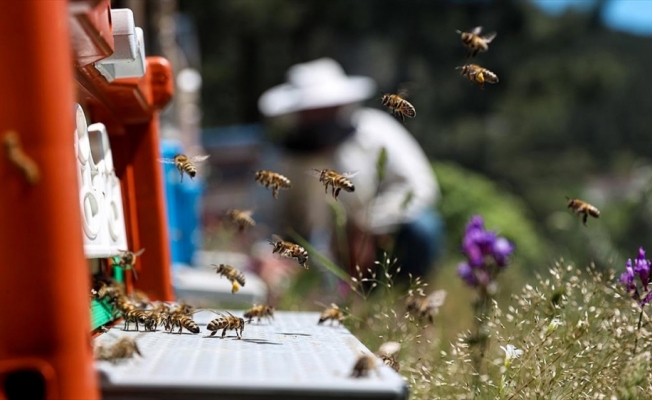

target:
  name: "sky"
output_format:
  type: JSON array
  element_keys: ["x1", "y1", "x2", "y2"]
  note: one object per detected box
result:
[{"x1": 532, "y1": 0, "x2": 652, "y2": 36}]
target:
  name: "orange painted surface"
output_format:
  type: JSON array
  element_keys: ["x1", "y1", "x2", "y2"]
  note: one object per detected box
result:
[{"x1": 0, "y1": 0, "x2": 99, "y2": 399}]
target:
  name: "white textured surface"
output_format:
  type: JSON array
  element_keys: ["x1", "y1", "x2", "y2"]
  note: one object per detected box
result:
[
  {"x1": 96, "y1": 311, "x2": 407, "y2": 400},
  {"x1": 75, "y1": 106, "x2": 128, "y2": 258}
]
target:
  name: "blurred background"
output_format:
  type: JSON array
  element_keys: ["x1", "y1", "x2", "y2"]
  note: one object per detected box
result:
[{"x1": 114, "y1": 0, "x2": 652, "y2": 302}]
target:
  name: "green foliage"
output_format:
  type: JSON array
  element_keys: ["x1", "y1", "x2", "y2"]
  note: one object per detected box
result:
[{"x1": 434, "y1": 161, "x2": 550, "y2": 270}]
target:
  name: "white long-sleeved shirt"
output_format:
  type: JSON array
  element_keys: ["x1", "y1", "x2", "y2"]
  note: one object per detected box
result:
[{"x1": 333, "y1": 108, "x2": 440, "y2": 235}]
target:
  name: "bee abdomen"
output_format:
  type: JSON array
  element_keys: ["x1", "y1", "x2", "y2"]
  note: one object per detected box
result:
[
  {"x1": 207, "y1": 318, "x2": 227, "y2": 331},
  {"x1": 588, "y1": 206, "x2": 600, "y2": 218},
  {"x1": 182, "y1": 319, "x2": 200, "y2": 334}
]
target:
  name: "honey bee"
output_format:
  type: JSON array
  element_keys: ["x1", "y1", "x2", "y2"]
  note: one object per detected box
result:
[
  {"x1": 212, "y1": 264, "x2": 246, "y2": 294},
  {"x1": 164, "y1": 310, "x2": 200, "y2": 334},
  {"x1": 376, "y1": 341, "x2": 401, "y2": 372},
  {"x1": 254, "y1": 170, "x2": 292, "y2": 199},
  {"x1": 380, "y1": 90, "x2": 416, "y2": 123},
  {"x1": 566, "y1": 196, "x2": 600, "y2": 226},
  {"x1": 157, "y1": 154, "x2": 210, "y2": 182},
  {"x1": 456, "y1": 64, "x2": 499, "y2": 90},
  {"x1": 123, "y1": 309, "x2": 150, "y2": 331},
  {"x1": 268, "y1": 234, "x2": 309, "y2": 269},
  {"x1": 130, "y1": 289, "x2": 150, "y2": 309},
  {"x1": 116, "y1": 248, "x2": 145, "y2": 280},
  {"x1": 306, "y1": 169, "x2": 357, "y2": 200},
  {"x1": 3, "y1": 131, "x2": 40, "y2": 185},
  {"x1": 243, "y1": 304, "x2": 275, "y2": 324},
  {"x1": 205, "y1": 311, "x2": 246, "y2": 339},
  {"x1": 170, "y1": 302, "x2": 195, "y2": 316},
  {"x1": 318, "y1": 303, "x2": 345, "y2": 326},
  {"x1": 350, "y1": 354, "x2": 378, "y2": 378},
  {"x1": 406, "y1": 289, "x2": 447, "y2": 324},
  {"x1": 144, "y1": 310, "x2": 166, "y2": 332},
  {"x1": 113, "y1": 294, "x2": 137, "y2": 316},
  {"x1": 456, "y1": 26, "x2": 497, "y2": 58},
  {"x1": 94, "y1": 336, "x2": 143, "y2": 364},
  {"x1": 226, "y1": 209, "x2": 256, "y2": 232}
]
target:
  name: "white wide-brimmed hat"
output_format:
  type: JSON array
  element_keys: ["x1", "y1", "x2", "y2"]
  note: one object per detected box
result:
[{"x1": 258, "y1": 57, "x2": 377, "y2": 117}]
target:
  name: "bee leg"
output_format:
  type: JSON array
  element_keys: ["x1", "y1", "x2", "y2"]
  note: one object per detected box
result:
[
  {"x1": 273, "y1": 186, "x2": 279, "y2": 199},
  {"x1": 179, "y1": 170, "x2": 184, "y2": 182},
  {"x1": 123, "y1": 320, "x2": 129, "y2": 331},
  {"x1": 472, "y1": 49, "x2": 479, "y2": 58},
  {"x1": 209, "y1": 330, "x2": 217, "y2": 337},
  {"x1": 582, "y1": 213, "x2": 588, "y2": 227},
  {"x1": 335, "y1": 188, "x2": 341, "y2": 199},
  {"x1": 221, "y1": 328, "x2": 227, "y2": 338}
]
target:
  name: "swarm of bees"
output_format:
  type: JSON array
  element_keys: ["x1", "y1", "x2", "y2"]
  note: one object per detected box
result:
[
  {"x1": 212, "y1": 264, "x2": 246, "y2": 294},
  {"x1": 157, "y1": 154, "x2": 210, "y2": 182},
  {"x1": 243, "y1": 304, "x2": 275, "y2": 324},
  {"x1": 566, "y1": 196, "x2": 600, "y2": 226},
  {"x1": 268, "y1": 234, "x2": 309, "y2": 269}
]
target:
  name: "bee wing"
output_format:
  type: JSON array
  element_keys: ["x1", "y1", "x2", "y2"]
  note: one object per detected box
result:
[
  {"x1": 470, "y1": 26, "x2": 483, "y2": 35},
  {"x1": 425, "y1": 290, "x2": 447, "y2": 308},
  {"x1": 133, "y1": 248, "x2": 146, "y2": 257},
  {"x1": 341, "y1": 171, "x2": 359, "y2": 179},
  {"x1": 157, "y1": 158, "x2": 177, "y2": 164},
  {"x1": 330, "y1": 303, "x2": 339, "y2": 310},
  {"x1": 482, "y1": 31, "x2": 497, "y2": 42},
  {"x1": 378, "y1": 341, "x2": 401, "y2": 356},
  {"x1": 396, "y1": 81, "x2": 416, "y2": 98},
  {"x1": 305, "y1": 169, "x2": 323, "y2": 178},
  {"x1": 190, "y1": 155, "x2": 210, "y2": 163},
  {"x1": 270, "y1": 234, "x2": 284, "y2": 243}
]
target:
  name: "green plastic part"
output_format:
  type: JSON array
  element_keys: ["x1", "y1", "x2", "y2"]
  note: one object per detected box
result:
[{"x1": 90, "y1": 261, "x2": 125, "y2": 331}]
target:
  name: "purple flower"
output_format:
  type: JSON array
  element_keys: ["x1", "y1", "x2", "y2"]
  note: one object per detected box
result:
[
  {"x1": 457, "y1": 262, "x2": 478, "y2": 287},
  {"x1": 620, "y1": 259, "x2": 636, "y2": 292},
  {"x1": 458, "y1": 215, "x2": 515, "y2": 288},
  {"x1": 493, "y1": 237, "x2": 515, "y2": 267},
  {"x1": 633, "y1": 247, "x2": 650, "y2": 289}
]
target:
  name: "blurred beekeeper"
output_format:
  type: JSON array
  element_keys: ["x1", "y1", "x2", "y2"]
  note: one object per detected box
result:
[{"x1": 254, "y1": 57, "x2": 443, "y2": 283}]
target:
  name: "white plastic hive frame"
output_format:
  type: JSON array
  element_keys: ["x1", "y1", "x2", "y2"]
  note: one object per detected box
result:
[
  {"x1": 75, "y1": 104, "x2": 128, "y2": 258},
  {"x1": 94, "y1": 9, "x2": 147, "y2": 82}
]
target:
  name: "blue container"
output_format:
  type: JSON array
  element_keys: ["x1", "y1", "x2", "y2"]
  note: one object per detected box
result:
[{"x1": 159, "y1": 139, "x2": 205, "y2": 266}]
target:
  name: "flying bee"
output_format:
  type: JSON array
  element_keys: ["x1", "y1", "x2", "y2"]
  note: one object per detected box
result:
[
  {"x1": 376, "y1": 341, "x2": 401, "y2": 372},
  {"x1": 350, "y1": 354, "x2": 378, "y2": 378},
  {"x1": 268, "y1": 234, "x2": 309, "y2": 269},
  {"x1": 116, "y1": 248, "x2": 145, "y2": 280},
  {"x1": 456, "y1": 64, "x2": 499, "y2": 90},
  {"x1": 212, "y1": 264, "x2": 246, "y2": 294},
  {"x1": 406, "y1": 289, "x2": 447, "y2": 324},
  {"x1": 243, "y1": 304, "x2": 275, "y2": 324},
  {"x1": 318, "y1": 303, "x2": 345, "y2": 326},
  {"x1": 456, "y1": 26, "x2": 497, "y2": 58},
  {"x1": 205, "y1": 311, "x2": 245, "y2": 339},
  {"x1": 254, "y1": 170, "x2": 292, "y2": 199},
  {"x1": 306, "y1": 168, "x2": 357, "y2": 200},
  {"x1": 157, "y1": 154, "x2": 210, "y2": 182},
  {"x1": 380, "y1": 89, "x2": 416, "y2": 123},
  {"x1": 566, "y1": 196, "x2": 600, "y2": 226},
  {"x1": 225, "y1": 209, "x2": 256, "y2": 232},
  {"x1": 3, "y1": 131, "x2": 40, "y2": 185},
  {"x1": 94, "y1": 336, "x2": 143, "y2": 364}
]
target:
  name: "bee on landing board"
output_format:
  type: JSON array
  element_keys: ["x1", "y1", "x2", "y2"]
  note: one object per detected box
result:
[
  {"x1": 94, "y1": 336, "x2": 143, "y2": 364},
  {"x1": 566, "y1": 196, "x2": 600, "y2": 226},
  {"x1": 376, "y1": 341, "x2": 401, "y2": 372},
  {"x1": 456, "y1": 26, "x2": 497, "y2": 58},
  {"x1": 456, "y1": 64, "x2": 499, "y2": 90},
  {"x1": 157, "y1": 154, "x2": 210, "y2": 182},
  {"x1": 254, "y1": 170, "x2": 292, "y2": 199},
  {"x1": 225, "y1": 209, "x2": 256, "y2": 232},
  {"x1": 380, "y1": 89, "x2": 416, "y2": 123},
  {"x1": 306, "y1": 168, "x2": 357, "y2": 201},
  {"x1": 205, "y1": 311, "x2": 246, "y2": 339},
  {"x1": 122, "y1": 309, "x2": 150, "y2": 331},
  {"x1": 318, "y1": 303, "x2": 345, "y2": 326},
  {"x1": 243, "y1": 304, "x2": 275, "y2": 324},
  {"x1": 164, "y1": 309, "x2": 200, "y2": 334},
  {"x1": 116, "y1": 248, "x2": 145, "y2": 280},
  {"x1": 406, "y1": 289, "x2": 447, "y2": 324},
  {"x1": 350, "y1": 354, "x2": 379, "y2": 378},
  {"x1": 268, "y1": 234, "x2": 309, "y2": 269},
  {"x1": 212, "y1": 264, "x2": 246, "y2": 294}
]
